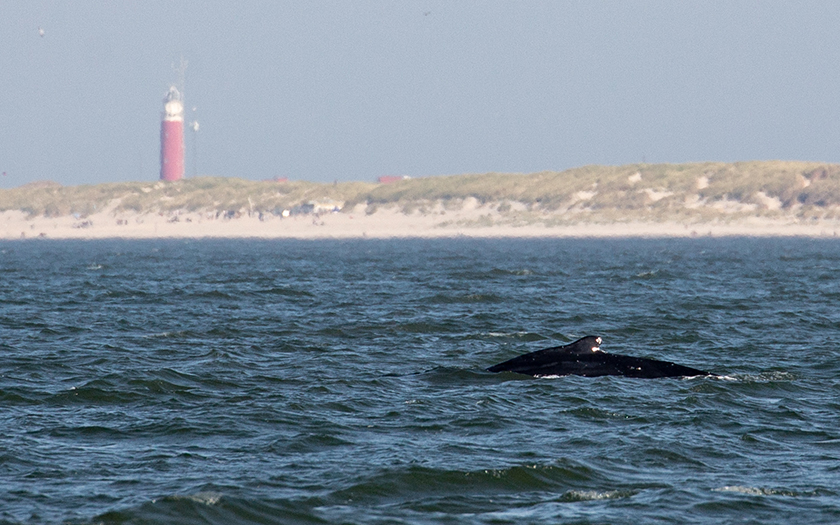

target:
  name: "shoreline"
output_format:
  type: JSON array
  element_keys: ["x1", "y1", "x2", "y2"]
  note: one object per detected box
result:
[{"x1": 3, "y1": 208, "x2": 840, "y2": 240}]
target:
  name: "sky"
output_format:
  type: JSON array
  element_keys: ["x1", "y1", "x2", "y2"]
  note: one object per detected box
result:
[{"x1": 2, "y1": 1, "x2": 840, "y2": 189}]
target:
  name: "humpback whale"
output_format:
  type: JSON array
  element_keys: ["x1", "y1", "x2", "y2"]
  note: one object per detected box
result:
[{"x1": 487, "y1": 336, "x2": 713, "y2": 378}]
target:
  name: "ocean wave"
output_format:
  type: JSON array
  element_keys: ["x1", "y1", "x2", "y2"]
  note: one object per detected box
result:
[{"x1": 712, "y1": 485, "x2": 824, "y2": 498}]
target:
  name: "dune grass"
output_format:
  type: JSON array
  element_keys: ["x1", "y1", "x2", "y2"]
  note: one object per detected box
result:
[
  {"x1": 0, "y1": 178, "x2": 376, "y2": 218},
  {"x1": 2, "y1": 161, "x2": 839, "y2": 222}
]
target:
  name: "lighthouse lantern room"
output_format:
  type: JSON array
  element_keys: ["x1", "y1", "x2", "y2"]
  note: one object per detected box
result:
[{"x1": 159, "y1": 86, "x2": 185, "y2": 181}]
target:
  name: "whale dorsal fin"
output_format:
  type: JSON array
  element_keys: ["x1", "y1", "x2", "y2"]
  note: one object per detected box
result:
[{"x1": 551, "y1": 335, "x2": 602, "y2": 354}]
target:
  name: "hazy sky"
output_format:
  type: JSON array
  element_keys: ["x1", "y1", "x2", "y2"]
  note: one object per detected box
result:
[{"x1": 2, "y1": 1, "x2": 840, "y2": 188}]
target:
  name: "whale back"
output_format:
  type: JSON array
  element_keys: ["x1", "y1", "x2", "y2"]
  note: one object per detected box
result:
[
  {"x1": 486, "y1": 335, "x2": 601, "y2": 374},
  {"x1": 487, "y1": 335, "x2": 713, "y2": 378}
]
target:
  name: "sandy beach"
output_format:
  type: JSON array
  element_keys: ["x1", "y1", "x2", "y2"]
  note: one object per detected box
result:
[{"x1": 3, "y1": 204, "x2": 840, "y2": 240}]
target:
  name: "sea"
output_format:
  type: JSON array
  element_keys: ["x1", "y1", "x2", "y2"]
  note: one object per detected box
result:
[{"x1": 1, "y1": 237, "x2": 839, "y2": 524}]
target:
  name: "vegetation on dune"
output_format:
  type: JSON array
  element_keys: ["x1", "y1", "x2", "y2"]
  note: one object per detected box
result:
[
  {"x1": 349, "y1": 161, "x2": 840, "y2": 222},
  {"x1": 3, "y1": 161, "x2": 840, "y2": 223},
  {"x1": 0, "y1": 178, "x2": 376, "y2": 219}
]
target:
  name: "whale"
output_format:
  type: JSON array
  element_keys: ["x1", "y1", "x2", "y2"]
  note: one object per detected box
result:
[{"x1": 487, "y1": 336, "x2": 714, "y2": 378}]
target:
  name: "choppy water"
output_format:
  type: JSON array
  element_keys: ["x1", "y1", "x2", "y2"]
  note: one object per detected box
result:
[{"x1": 1, "y1": 237, "x2": 840, "y2": 524}]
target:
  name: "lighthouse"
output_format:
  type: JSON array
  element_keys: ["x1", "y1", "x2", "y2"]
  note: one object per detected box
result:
[{"x1": 159, "y1": 86, "x2": 185, "y2": 181}]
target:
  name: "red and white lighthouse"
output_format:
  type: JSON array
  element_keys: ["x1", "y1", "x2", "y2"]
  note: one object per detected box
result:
[{"x1": 159, "y1": 86, "x2": 185, "y2": 181}]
